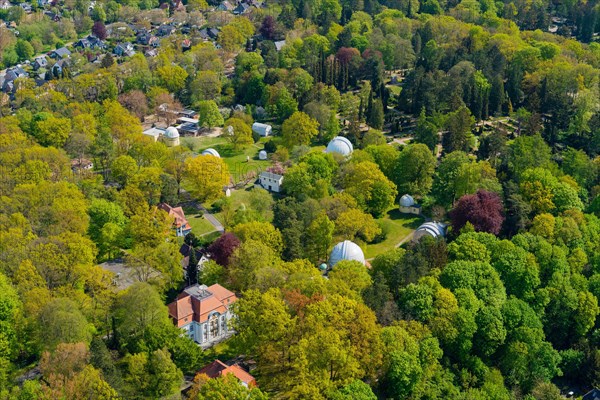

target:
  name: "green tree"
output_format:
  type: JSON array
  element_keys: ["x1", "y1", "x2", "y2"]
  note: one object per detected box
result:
[
  {"x1": 184, "y1": 155, "x2": 230, "y2": 201},
  {"x1": 224, "y1": 117, "x2": 253, "y2": 149},
  {"x1": 282, "y1": 111, "x2": 319, "y2": 148},
  {"x1": 15, "y1": 39, "x2": 34, "y2": 61},
  {"x1": 38, "y1": 298, "x2": 92, "y2": 350},
  {"x1": 443, "y1": 106, "x2": 474, "y2": 153},
  {"x1": 156, "y1": 64, "x2": 188, "y2": 93},
  {"x1": 197, "y1": 100, "x2": 224, "y2": 129},
  {"x1": 393, "y1": 143, "x2": 436, "y2": 196},
  {"x1": 413, "y1": 108, "x2": 439, "y2": 152}
]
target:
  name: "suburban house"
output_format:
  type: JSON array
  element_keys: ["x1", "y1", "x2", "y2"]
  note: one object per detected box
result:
[
  {"x1": 256, "y1": 171, "x2": 283, "y2": 193},
  {"x1": 51, "y1": 59, "x2": 68, "y2": 77},
  {"x1": 1, "y1": 66, "x2": 28, "y2": 93},
  {"x1": 50, "y1": 47, "x2": 71, "y2": 59},
  {"x1": 198, "y1": 360, "x2": 256, "y2": 388},
  {"x1": 157, "y1": 24, "x2": 176, "y2": 37},
  {"x1": 158, "y1": 203, "x2": 192, "y2": 237},
  {"x1": 74, "y1": 35, "x2": 106, "y2": 50},
  {"x1": 32, "y1": 56, "x2": 48, "y2": 71},
  {"x1": 233, "y1": 2, "x2": 250, "y2": 14},
  {"x1": 217, "y1": 0, "x2": 235, "y2": 11},
  {"x1": 70, "y1": 158, "x2": 94, "y2": 172},
  {"x1": 0, "y1": 0, "x2": 11, "y2": 10},
  {"x1": 113, "y1": 42, "x2": 135, "y2": 57},
  {"x1": 168, "y1": 283, "x2": 237, "y2": 347},
  {"x1": 179, "y1": 243, "x2": 209, "y2": 270}
]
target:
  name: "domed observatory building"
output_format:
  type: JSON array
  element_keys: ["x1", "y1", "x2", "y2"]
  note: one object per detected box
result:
[
  {"x1": 412, "y1": 222, "x2": 446, "y2": 242},
  {"x1": 164, "y1": 126, "x2": 180, "y2": 147},
  {"x1": 326, "y1": 136, "x2": 353, "y2": 157},
  {"x1": 202, "y1": 148, "x2": 220, "y2": 158},
  {"x1": 328, "y1": 240, "x2": 366, "y2": 267},
  {"x1": 258, "y1": 150, "x2": 268, "y2": 160},
  {"x1": 399, "y1": 194, "x2": 421, "y2": 215}
]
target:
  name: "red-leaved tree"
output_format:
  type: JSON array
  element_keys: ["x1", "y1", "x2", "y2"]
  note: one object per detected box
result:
[
  {"x1": 207, "y1": 232, "x2": 241, "y2": 266},
  {"x1": 92, "y1": 21, "x2": 107, "y2": 40},
  {"x1": 450, "y1": 190, "x2": 505, "y2": 235}
]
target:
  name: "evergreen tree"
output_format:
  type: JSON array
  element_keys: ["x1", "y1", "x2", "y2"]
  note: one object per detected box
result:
[{"x1": 188, "y1": 247, "x2": 198, "y2": 286}]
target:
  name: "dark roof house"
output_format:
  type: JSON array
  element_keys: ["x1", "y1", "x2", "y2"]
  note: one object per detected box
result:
[{"x1": 50, "y1": 47, "x2": 71, "y2": 59}]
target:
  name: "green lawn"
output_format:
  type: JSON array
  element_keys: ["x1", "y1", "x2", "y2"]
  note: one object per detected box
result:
[
  {"x1": 364, "y1": 209, "x2": 423, "y2": 259},
  {"x1": 187, "y1": 213, "x2": 217, "y2": 236},
  {"x1": 181, "y1": 136, "x2": 272, "y2": 183}
]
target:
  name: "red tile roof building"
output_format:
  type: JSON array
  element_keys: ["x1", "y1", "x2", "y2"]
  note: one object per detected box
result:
[
  {"x1": 168, "y1": 284, "x2": 237, "y2": 346},
  {"x1": 158, "y1": 203, "x2": 192, "y2": 237},
  {"x1": 198, "y1": 360, "x2": 256, "y2": 388}
]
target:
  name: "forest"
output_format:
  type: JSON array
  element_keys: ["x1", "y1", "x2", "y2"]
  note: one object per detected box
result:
[{"x1": 1, "y1": 0, "x2": 600, "y2": 398}]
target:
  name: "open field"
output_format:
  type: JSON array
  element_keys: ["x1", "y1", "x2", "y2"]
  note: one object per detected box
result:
[{"x1": 365, "y1": 209, "x2": 422, "y2": 259}]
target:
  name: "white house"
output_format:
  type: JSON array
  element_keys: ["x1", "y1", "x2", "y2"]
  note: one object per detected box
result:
[
  {"x1": 252, "y1": 122, "x2": 272, "y2": 137},
  {"x1": 256, "y1": 171, "x2": 283, "y2": 192}
]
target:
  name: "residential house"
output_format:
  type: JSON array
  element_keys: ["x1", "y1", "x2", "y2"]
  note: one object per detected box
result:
[
  {"x1": 172, "y1": 0, "x2": 185, "y2": 12},
  {"x1": 198, "y1": 360, "x2": 256, "y2": 388},
  {"x1": 136, "y1": 30, "x2": 152, "y2": 45},
  {"x1": 43, "y1": 10, "x2": 61, "y2": 21},
  {"x1": 1, "y1": 66, "x2": 28, "y2": 93},
  {"x1": 74, "y1": 35, "x2": 106, "y2": 50},
  {"x1": 179, "y1": 243, "x2": 210, "y2": 270},
  {"x1": 255, "y1": 171, "x2": 283, "y2": 193},
  {"x1": 233, "y1": 2, "x2": 249, "y2": 14},
  {"x1": 168, "y1": 283, "x2": 237, "y2": 346},
  {"x1": 71, "y1": 158, "x2": 94, "y2": 172},
  {"x1": 157, "y1": 24, "x2": 176, "y2": 37},
  {"x1": 19, "y1": 3, "x2": 32, "y2": 13},
  {"x1": 199, "y1": 27, "x2": 219, "y2": 40},
  {"x1": 145, "y1": 48, "x2": 158, "y2": 57},
  {"x1": 51, "y1": 59, "x2": 68, "y2": 77},
  {"x1": 182, "y1": 38, "x2": 192, "y2": 51},
  {"x1": 50, "y1": 47, "x2": 71, "y2": 59},
  {"x1": 217, "y1": 0, "x2": 235, "y2": 11},
  {"x1": 158, "y1": 203, "x2": 192, "y2": 237},
  {"x1": 32, "y1": 56, "x2": 48, "y2": 71},
  {"x1": 0, "y1": 0, "x2": 12, "y2": 10},
  {"x1": 113, "y1": 42, "x2": 135, "y2": 57}
]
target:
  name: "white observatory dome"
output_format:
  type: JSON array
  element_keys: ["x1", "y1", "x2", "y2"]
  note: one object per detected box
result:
[
  {"x1": 399, "y1": 194, "x2": 415, "y2": 207},
  {"x1": 164, "y1": 126, "x2": 180, "y2": 139},
  {"x1": 328, "y1": 240, "x2": 365, "y2": 267},
  {"x1": 326, "y1": 136, "x2": 353, "y2": 156},
  {"x1": 201, "y1": 148, "x2": 220, "y2": 158},
  {"x1": 258, "y1": 150, "x2": 268, "y2": 160}
]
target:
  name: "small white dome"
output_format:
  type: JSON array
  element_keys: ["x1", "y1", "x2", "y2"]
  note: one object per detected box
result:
[
  {"x1": 328, "y1": 240, "x2": 365, "y2": 267},
  {"x1": 399, "y1": 194, "x2": 415, "y2": 207},
  {"x1": 326, "y1": 136, "x2": 353, "y2": 156},
  {"x1": 413, "y1": 222, "x2": 446, "y2": 242},
  {"x1": 258, "y1": 150, "x2": 267, "y2": 160},
  {"x1": 201, "y1": 148, "x2": 220, "y2": 158},
  {"x1": 165, "y1": 126, "x2": 179, "y2": 139}
]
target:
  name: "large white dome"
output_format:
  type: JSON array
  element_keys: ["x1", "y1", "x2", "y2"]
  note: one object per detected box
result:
[
  {"x1": 326, "y1": 136, "x2": 353, "y2": 156},
  {"x1": 202, "y1": 148, "x2": 220, "y2": 158},
  {"x1": 413, "y1": 222, "x2": 446, "y2": 242},
  {"x1": 165, "y1": 126, "x2": 180, "y2": 139},
  {"x1": 399, "y1": 194, "x2": 415, "y2": 207},
  {"x1": 258, "y1": 150, "x2": 267, "y2": 160},
  {"x1": 328, "y1": 240, "x2": 365, "y2": 267}
]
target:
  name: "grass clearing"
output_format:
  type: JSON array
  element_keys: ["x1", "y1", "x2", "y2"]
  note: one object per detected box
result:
[
  {"x1": 365, "y1": 209, "x2": 422, "y2": 259},
  {"x1": 187, "y1": 214, "x2": 217, "y2": 236}
]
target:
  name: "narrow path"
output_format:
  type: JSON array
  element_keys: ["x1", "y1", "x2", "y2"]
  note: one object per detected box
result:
[
  {"x1": 178, "y1": 197, "x2": 225, "y2": 233},
  {"x1": 196, "y1": 203, "x2": 224, "y2": 232}
]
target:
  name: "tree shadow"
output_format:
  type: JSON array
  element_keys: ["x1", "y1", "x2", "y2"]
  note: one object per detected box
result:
[{"x1": 385, "y1": 208, "x2": 423, "y2": 229}]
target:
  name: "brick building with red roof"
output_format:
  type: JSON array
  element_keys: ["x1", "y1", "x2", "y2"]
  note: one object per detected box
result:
[
  {"x1": 168, "y1": 283, "x2": 237, "y2": 347},
  {"x1": 158, "y1": 203, "x2": 192, "y2": 237},
  {"x1": 198, "y1": 359, "x2": 256, "y2": 388}
]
